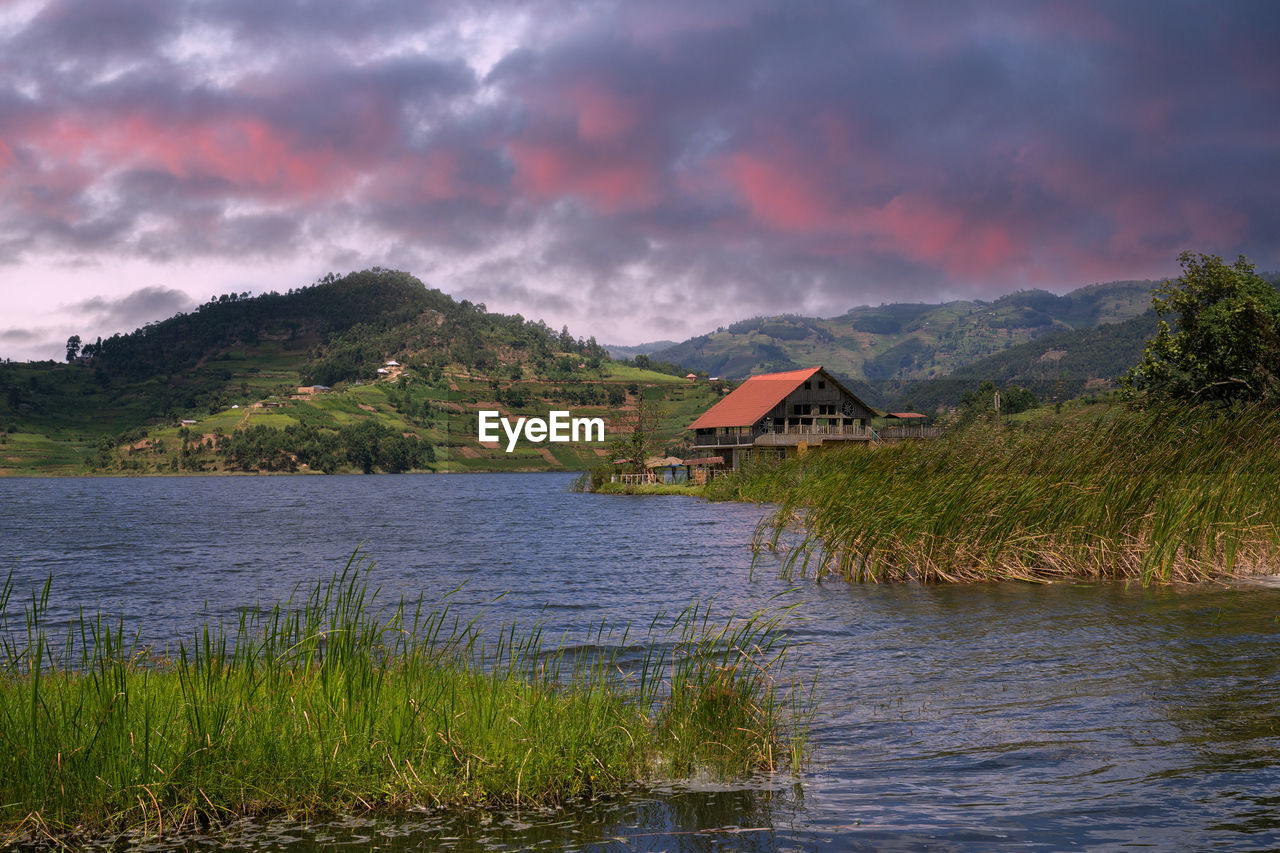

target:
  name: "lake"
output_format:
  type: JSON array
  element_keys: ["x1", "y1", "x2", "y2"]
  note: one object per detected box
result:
[{"x1": 2, "y1": 473, "x2": 1279, "y2": 851}]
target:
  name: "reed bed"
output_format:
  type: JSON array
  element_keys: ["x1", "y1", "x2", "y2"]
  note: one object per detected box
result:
[
  {"x1": 708, "y1": 405, "x2": 1280, "y2": 584},
  {"x1": 0, "y1": 557, "x2": 807, "y2": 845}
]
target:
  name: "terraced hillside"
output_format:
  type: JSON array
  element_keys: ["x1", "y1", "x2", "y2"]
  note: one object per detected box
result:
[
  {"x1": 0, "y1": 271, "x2": 720, "y2": 475},
  {"x1": 889, "y1": 311, "x2": 1160, "y2": 414}
]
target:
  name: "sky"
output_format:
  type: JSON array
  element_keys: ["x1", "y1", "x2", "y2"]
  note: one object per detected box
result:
[{"x1": 2, "y1": 0, "x2": 1279, "y2": 361}]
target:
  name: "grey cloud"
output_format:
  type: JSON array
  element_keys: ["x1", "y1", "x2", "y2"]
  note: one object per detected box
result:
[
  {"x1": 2, "y1": 0, "x2": 1280, "y2": 346},
  {"x1": 194, "y1": 0, "x2": 454, "y2": 47},
  {"x1": 458, "y1": 278, "x2": 576, "y2": 318},
  {"x1": 17, "y1": 0, "x2": 181, "y2": 64},
  {"x1": 0, "y1": 326, "x2": 69, "y2": 362},
  {"x1": 221, "y1": 215, "x2": 303, "y2": 256},
  {"x1": 0, "y1": 328, "x2": 43, "y2": 343},
  {"x1": 69, "y1": 286, "x2": 197, "y2": 329}
]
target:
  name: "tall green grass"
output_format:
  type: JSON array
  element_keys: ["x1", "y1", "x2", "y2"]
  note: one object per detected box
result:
[
  {"x1": 0, "y1": 557, "x2": 807, "y2": 845},
  {"x1": 708, "y1": 405, "x2": 1280, "y2": 584}
]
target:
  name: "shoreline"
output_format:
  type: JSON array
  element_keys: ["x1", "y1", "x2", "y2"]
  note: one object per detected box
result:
[
  {"x1": 0, "y1": 465, "x2": 592, "y2": 479},
  {"x1": 0, "y1": 564, "x2": 806, "y2": 847},
  {"x1": 699, "y1": 406, "x2": 1280, "y2": 585}
]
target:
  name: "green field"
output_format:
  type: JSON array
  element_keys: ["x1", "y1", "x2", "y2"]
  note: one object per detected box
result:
[{"x1": 1, "y1": 365, "x2": 722, "y2": 476}]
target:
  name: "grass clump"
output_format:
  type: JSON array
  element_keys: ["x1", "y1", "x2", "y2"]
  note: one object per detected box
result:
[
  {"x1": 708, "y1": 404, "x2": 1280, "y2": 584},
  {"x1": 0, "y1": 557, "x2": 806, "y2": 846},
  {"x1": 590, "y1": 482, "x2": 707, "y2": 496}
]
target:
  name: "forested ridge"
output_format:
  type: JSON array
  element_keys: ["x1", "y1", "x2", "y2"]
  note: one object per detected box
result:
[
  {"x1": 888, "y1": 311, "x2": 1160, "y2": 413},
  {"x1": 649, "y1": 280, "x2": 1161, "y2": 387},
  {"x1": 72, "y1": 268, "x2": 606, "y2": 384}
]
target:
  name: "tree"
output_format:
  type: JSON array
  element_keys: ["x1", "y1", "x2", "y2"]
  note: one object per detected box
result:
[
  {"x1": 1125, "y1": 252, "x2": 1280, "y2": 405},
  {"x1": 607, "y1": 393, "x2": 664, "y2": 473},
  {"x1": 955, "y1": 380, "x2": 1037, "y2": 424},
  {"x1": 65, "y1": 335, "x2": 81, "y2": 362}
]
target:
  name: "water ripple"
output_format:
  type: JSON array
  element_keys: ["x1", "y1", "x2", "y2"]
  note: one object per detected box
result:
[{"x1": 3, "y1": 472, "x2": 1280, "y2": 850}]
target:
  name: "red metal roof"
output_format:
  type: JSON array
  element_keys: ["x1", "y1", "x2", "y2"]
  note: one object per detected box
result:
[{"x1": 687, "y1": 367, "x2": 823, "y2": 429}]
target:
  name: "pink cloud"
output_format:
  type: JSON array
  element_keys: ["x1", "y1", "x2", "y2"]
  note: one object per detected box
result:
[
  {"x1": 721, "y1": 139, "x2": 1023, "y2": 280},
  {"x1": 365, "y1": 147, "x2": 506, "y2": 209},
  {"x1": 508, "y1": 139, "x2": 658, "y2": 213},
  {"x1": 497, "y1": 69, "x2": 667, "y2": 213},
  {"x1": 872, "y1": 193, "x2": 1020, "y2": 279},
  {"x1": 572, "y1": 83, "x2": 642, "y2": 144},
  {"x1": 723, "y1": 150, "x2": 836, "y2": 231},
  {"x1": 24, "y1": 111, "x2": 358, "y2": 202}
]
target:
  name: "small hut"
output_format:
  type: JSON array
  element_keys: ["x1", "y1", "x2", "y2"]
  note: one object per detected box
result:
[
  {"x1": 646, "y1": 455, "x2": 688, "y2": 484},
  {"x1": 682, "y1": 455, "x2": 725, "y2": 485}
]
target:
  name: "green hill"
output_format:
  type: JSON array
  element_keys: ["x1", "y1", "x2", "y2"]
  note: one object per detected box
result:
[
  {"x1": 650, "y1": 280, "x2": 1159, "y2": 397},
  {"x1": 882, "y1": 271, "x2": 1280, "y2": 414},
  {"x1": 887, "y1": 310, "x2": 1160, "y2": 414},
  {"x1": 0, "y1": 271, "x2": 720, "y2": 475}
]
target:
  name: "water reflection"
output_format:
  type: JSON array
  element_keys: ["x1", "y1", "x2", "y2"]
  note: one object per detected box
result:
[{"x1": 76, "y1": 787, "x2": 811, "y2": 853}]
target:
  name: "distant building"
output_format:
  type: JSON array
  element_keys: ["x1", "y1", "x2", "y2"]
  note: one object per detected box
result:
[
  {"x1": 687, "y1": 366, "x2": 876, "y2": 469},
  {"x1": 297, "y1": 385, "x2": 332, "y2": 394},
  {"x1": 682, "y1": 455, "x2": 726, "y2": 485},
  {"x1": 877, "y1": 411, "x2": 938, "y2": 441}
]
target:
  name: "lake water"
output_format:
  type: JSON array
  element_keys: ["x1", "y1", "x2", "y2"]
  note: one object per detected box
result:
[{"x1": 3, "y1": 473, "x2": 1280, "y2": 851}]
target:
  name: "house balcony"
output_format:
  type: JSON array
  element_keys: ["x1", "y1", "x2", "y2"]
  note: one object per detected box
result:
[
  {"x1": 692, "y1": 423, "x2": 944, "y2": 448},
  {"x1": 693, "y1": 423, "x2": 878, "y2": 448}
]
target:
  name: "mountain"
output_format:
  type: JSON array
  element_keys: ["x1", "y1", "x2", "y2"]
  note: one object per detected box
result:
[
  {"x1": 887, "y1": 271, "x2": 1280, "y2": 414},
  {"x1": 0, "y1": 270, "x2": 720, "y2": 475},
  {"x1": 888, "y1": 310, "x2": 1160, "y2": 414},
  {"x1": 603, "y1": 341, "x2": 679, "y2": 360},
  {"x1": 649, "y1": 281, "x2": 1159, "y2": 395}
]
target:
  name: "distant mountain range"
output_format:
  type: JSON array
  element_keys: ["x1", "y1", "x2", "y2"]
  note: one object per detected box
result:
[
  {"x1": 887, "y1": 310, "x2": 1159, "y2": 412},
  {"x1": 648, "y1": 280, "x2": 1159, "y2": 390},
  {"x1": 602, "y1": 341, "x2": 679, "y2": 360}
]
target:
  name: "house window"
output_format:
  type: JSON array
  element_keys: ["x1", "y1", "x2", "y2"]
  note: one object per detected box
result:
[
  {"x1": 803, "y1": 381, "x2": 812, "y2": 390},
  {"x1": 818, "y1": 381, "x2": 825, "y2": 389},
  {"x1": 792, "y1": 403, "x2": 811, "y2": 415}
]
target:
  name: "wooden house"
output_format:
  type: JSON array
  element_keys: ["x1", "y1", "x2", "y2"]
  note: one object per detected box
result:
[{"x1": 687, "y1": 366, "x2": 876, "y2": 468}]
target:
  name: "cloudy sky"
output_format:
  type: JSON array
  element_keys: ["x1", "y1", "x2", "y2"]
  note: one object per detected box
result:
[{"x1": 2, "y1": 0, "x2": 1278, "y2": 361}]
